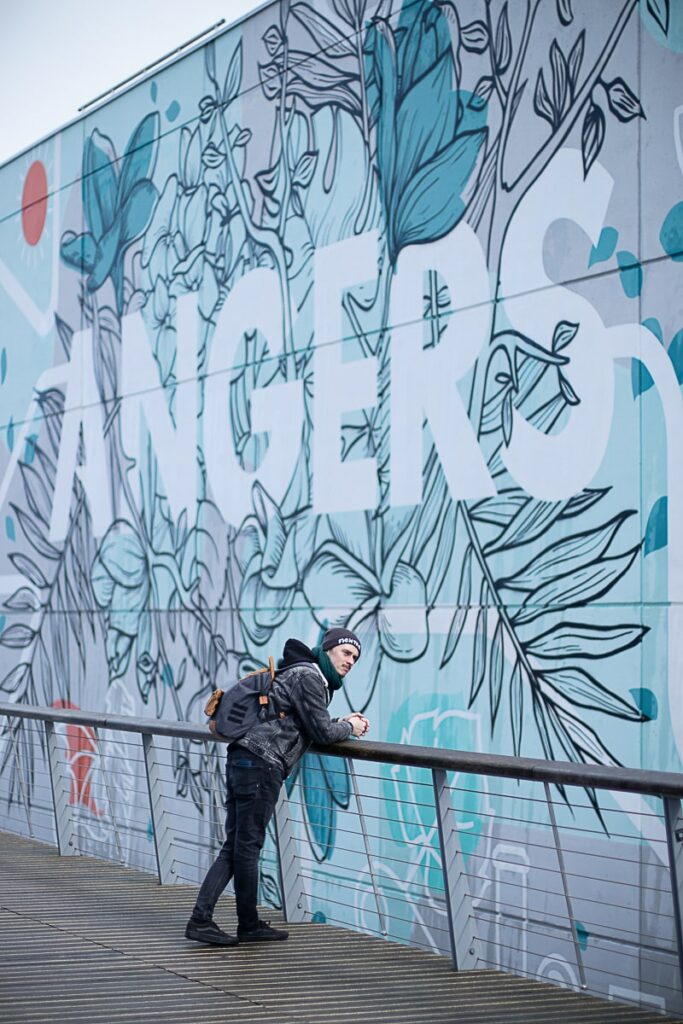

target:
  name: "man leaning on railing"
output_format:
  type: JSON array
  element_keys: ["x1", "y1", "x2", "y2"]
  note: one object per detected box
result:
[{"x1": 185, "y1": 628, "x2": 369, "y2": 946}]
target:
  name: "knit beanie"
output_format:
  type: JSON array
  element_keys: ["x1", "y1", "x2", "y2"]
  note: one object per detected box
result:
[{"x1": 321, "y1": 627, "x2": 362, "y2": 660}]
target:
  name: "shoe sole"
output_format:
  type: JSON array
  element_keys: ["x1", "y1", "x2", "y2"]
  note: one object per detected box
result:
[
  {"x1": 185, "y1": 928, "x2": 238, "y2": 947},
  {"x1": 237, "y1": 933, "x2": 289, "y2": 942}
]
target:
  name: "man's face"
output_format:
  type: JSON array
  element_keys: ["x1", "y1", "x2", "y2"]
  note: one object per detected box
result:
[{"x1": 327, "y1": 643, "x2": 359, "y2": 677}]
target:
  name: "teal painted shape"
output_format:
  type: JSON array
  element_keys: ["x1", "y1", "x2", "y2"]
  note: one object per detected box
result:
[
  {"x1": 631, "y1": 359, "x2": 654, "y2": 398},
  {"x1": 660, "y1": 202, "x2": 683, "y2": 261},
  {"x1": 0, "y1": 615, "x2": 5, "y2": 633},
  {"x1": 24, "y1": 434, "x2": 37, "y2": 465},
  {"x1": 588, "y1": 226, "x2": 618, "y2": 267},
  {"x1": 644, "y1": 496, "x2": 667, "y2": 555},
  {"x1": 669, "y1": 329, "x2": 683, "y2": 384},
  {"x1": 161, "y1": 663, "x2": 174, "y2": 687},
  {"x1": 150, "y1": 80, "x2": 158, "y2": 103},
  {"x1": 629, "y1": 688, "x2": 658, "y2": 722},
  {"x1": 0, "y1": 348, "x2": 6, "y2": 384},
  {"x1": 4, "y1": 516, "x2": 13, "y2": 541},
  {"x1": 6, "y1": 417, "x2": 14, "y2": 452},
  {"x1": 165, "y1": 101, "x2": 181, "y2": 122},
  {"x1": 311, "y1": 910, "x2": 326, "y2": 923},
  {"x1": 575, "y1": 921, "x2": 590, "y2": 951},
  {"x1": 642, "y1": 318, "x2": 664, "y2": 344},
  {"x1": 617, "y1": 250, "x2": 643, "y2": 297},
  {"x1": 147, "y1": 817, "x2": 154, "y2": 842}
]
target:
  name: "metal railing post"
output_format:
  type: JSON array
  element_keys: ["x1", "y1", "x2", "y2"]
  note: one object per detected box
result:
[
  {"x1": 44, "y1": 719, "x2": 76, "y2": 855},
  {"x1": 544, "y1": 781, "x2": 586, "y2": 989},
  {"x1": 347, "y1": 756, "x2": 387, "y2": 936},
  {"x1": 663, "y1": 795, "x2": 683, "y2": 998},
  {"x1": 432, "y1": 768, "x2": 480, "y2": 971},
  {"x1": 273, "y1": 784, "x2": 307, "y2": 922},
  {"x1": 142, "y1": 732, "x2": 176, "y2": 885}
]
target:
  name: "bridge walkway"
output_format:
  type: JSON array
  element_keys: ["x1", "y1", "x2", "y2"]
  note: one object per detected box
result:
[{"x1": 0, "y1": 831, "x2": 678, "y2": 1024}]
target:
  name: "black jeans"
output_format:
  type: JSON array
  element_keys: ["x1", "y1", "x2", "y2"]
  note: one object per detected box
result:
[{"x1": 191, "y1": 749, "x2": 283, "y2": 932}]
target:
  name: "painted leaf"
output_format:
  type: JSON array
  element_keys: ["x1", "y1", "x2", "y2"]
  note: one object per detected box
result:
[
  {"x1": 647, "y1": 0, "x2": 670, "y2": 35},
  {"x1": 550, "y1": 40, "x2": 568, "y2": 122},
  {"x1": 468, "y1": 604, "x2": 488, "y2": 707},
  {"x1": 499, "y1": 512, "x2": 634, "y2": 591},
  {"x1": 468, "y1": 76, "x2": 496, "y2": 111},
  {"x1": 581, "y1": 101, "x2": 605, "y2": 178},
  {"x1": 534, "y1": 69, "x2": 554, "y2": 127},
  {"x1": 539, "y1": 666, "x2": 643, "y2": 719},
  {"x1": 10, "y1": 552, "x2": 48, "y2": 589},
  {"x1": 440, "y1": 544, "x2": 472, "y2": 667},
  {"x1": 292, "y1": 151, "x2": 319, "y2": 189},
  {"x1": 290, "y1": 3, "x2": 356, "y2": 57},
  {"x1": 555, "y1": 707, "x2": 621, "y2": 767},
  {"x1": 567, "y1": 30, "x2": 585, "y2": 91},
  {"x1": 393, "y1": 128, "x2": 487, "y2": 256},
  {"x1": 460, "y1": 20, "x2": 490, "y2": 53},
  {"x1": 0, "y1": 623, "x2": 35, "y2": 648},
  {"x1": 588, "y1": 227, "x2": 618, "y2": 268},
  {"x1": 223, "y1": 41, "x2": 243, "y2": 104},
  {"x1": 319, "y1": 753, "x2": 351, "y2": 808},
  {"x1": 60, "y1": 231, "x2": 97, "y2": 274},
  {"x1": 494, "y1": 4, "x2": 511, "y2": 74},
  {"x1": 510, "y1": 660, "x2": 524, "y2": 756},
  {"x1": 4, "y1": 586, "x2": 41, "y2": 612},
  {"x1": 120, "y1": 179, "x2": 159, "y2": 247},
  {"x1": 11, "y1": 504, "x2": 60, "y2": 561},
  {"x1": 395, "y1": 51, "x2": 456, "y2": 197},
  {"x1": 262, "y1": 25, "x2": 283, "y2": 58},
  {"x1": 525, "y1": 622, "x2": 647, "y2": 660},
  {"x1": 644, "y1": 496, "x2": 667, "y2": 555},
  {"x1": 118, "y1": 112, "x2": 160, "y2": 207},
  {"x1": 617, "y1": 250, "x2": 643, "y2": 298},
  {"x1": 486, "y1": 497, "x2": 567, "y2": 553},
  {"x1": 561, "y1": 488, "x2": 608, "y2": 519},
  {"x1": 632, "y1": 358, "x2": 654, "y2": 398},
  {"x1": 557, "y1": 0, "x2": 573, "y2": 25},
  {"x1": 629, "y1": 687, "x2": 658, "y2": 721},
  {"x1": 470, "y1": 493, "x2": 527, "y2": 528},
  {"x1": 553, "y1": 320, "x2": 579, "y2": 351},
  {"x1": 82, "y1": 129, "x2": 118, "y2": 240},
  {"x1": 521, "y1": 547, "x2": 639, "y2": 612},
  {"x1": 0, "y1": 663, "x2": 30, "y2": 694},
  {"x1": 605, "y1": 78, "x2": 644, "y2": 123},
  {"x1": 489, "y1": 618, "x2": 504, "y2": 727}
]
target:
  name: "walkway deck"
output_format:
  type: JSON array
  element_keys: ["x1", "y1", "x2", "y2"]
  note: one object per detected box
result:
[{"x1": 0, "y1": 831, "x2": 678, "y2": 1024}]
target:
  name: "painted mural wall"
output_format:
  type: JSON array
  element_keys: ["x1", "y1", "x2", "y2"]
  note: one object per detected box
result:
[{"x1": 1, "y1": 0, "x2": 682, "y2": 1008}]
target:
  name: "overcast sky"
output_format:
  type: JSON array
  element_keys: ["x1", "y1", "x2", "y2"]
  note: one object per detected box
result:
[{"x1": 0, "y1": 0, "x2": 265, "y2": 167}]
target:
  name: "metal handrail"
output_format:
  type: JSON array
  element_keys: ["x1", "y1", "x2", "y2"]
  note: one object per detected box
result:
[{"x1": 2, "y1": 701, "x2": 683, "y2": 797}]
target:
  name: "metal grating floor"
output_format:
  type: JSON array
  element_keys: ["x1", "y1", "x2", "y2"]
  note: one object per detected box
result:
[{"x1": 0, "y1": 831, "x2": 679, "y2": 1024}]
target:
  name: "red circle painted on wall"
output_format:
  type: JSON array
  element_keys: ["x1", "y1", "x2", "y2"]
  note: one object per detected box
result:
[{"x1": 21, "y1": 161, "x2": 48, "y2": 246}]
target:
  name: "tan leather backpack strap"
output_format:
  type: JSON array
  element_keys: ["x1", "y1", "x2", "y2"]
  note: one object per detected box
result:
[{"x1": 268, "y1": 655, "x2": 276, "y2": 681}]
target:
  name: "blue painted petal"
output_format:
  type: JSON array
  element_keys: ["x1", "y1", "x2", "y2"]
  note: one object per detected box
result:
[
  {"x1": 82, "y1": 130, "x2": 118, "y2": 239},
  {"x1": 575, "y1": 921, "x2": 590, "y2": 951},
  {"x1": 668, "y1": 329, "x2": 683, "y2": 385},
  {"x1": 87, "y1": 217, "x2": 122, "y2": 291},
  {"x1": 631, "y1": 359, "x2": 653, "y2": 398},
  {"x1": 60, "y1": 231, "x2": 97, "y2": 274},
  {"x1": 118, "y1": 112, "x2": 160, "y2": 207},
  {"x1": 165, "y1": 101, "x2": 181, "y2": 122},
  {"x1": 24, "y1": 434, "x2": 37, "y2": 465},
  {"x1": 6, "y1": 417, "x2": 14, "y2": 452},
  {"x1": 393, "y1": 127, "x2": 487, "y2": 257},
  {"x1": 5, "y1": 515, "x2": 15, "y2": 541},
  {"x1": 120, "y1": 179, "x2": 159, "y2": 246},
  {"x1": 642, "y1": 317, "x2": 663, "y2": 343},
  {"x1": 644, "y1": 496, "x2": 667, "y2": 555},
  {"x1": 617, "y1": 250, "x2": 643, "y2": 298},
  {"x1": 150, "y1": 81, "x2": 158, "y2": 103},
  {"x1": 301, "y1": 755, "x2": 336, "y2": 860},
  {"x1": 660, "y1": 201, "x2": 683, "y2": 262},
  {"x1": 588, "y1": 226, "x2": 618, "y2": 267},
  {"x1": 629, "y1": 687, "x2": 658, "y2": 721}
]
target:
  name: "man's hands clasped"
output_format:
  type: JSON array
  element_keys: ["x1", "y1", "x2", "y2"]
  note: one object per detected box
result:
[{"x1": 344, "y1": 712, "x2": 370, "y2": 737}]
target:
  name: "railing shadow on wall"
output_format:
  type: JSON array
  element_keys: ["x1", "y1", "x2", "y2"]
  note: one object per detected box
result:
[{"x1": 1, "y1": 701, "x2": 682, "y2": 1017}]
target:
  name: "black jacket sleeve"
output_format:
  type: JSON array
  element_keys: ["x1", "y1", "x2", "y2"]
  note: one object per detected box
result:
[{"x1": 289, "y1": 667, "x2": 353, "y2": 744}]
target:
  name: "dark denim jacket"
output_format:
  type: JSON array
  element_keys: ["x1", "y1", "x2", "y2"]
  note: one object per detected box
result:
[{"x1": 234, "y1": 661, "x2": 352, "y2": 776}]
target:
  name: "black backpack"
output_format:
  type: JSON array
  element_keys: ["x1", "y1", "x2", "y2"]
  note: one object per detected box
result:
[{"x1": 204, "y1": 657, "x2": 280, "y2": 741}]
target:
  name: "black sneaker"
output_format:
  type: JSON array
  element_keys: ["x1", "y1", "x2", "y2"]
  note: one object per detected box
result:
[
  {"x1": 237, "y1": 919, "x2": 289, "y2": 942},
  {"x1": 185, "y1": 918, "x2": 238, "y2": 946}
]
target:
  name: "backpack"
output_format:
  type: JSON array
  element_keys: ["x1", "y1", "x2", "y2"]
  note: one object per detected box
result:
[{"x1": 204, "y1": 657, "x2": 281, "y2": 741}]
